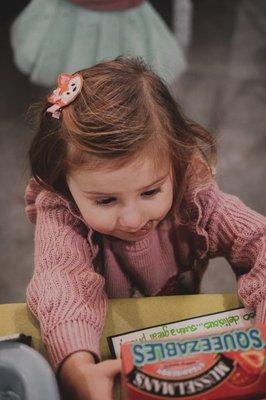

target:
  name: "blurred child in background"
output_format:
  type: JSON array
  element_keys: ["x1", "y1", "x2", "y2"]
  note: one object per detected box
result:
[{"x1": 10, "y1": 0, "x2": 186, "y2": 87}]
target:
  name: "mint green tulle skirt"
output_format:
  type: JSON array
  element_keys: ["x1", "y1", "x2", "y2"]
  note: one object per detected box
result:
[{"x1": 10, "y1": 0, "x2": 186, "y2": 87}]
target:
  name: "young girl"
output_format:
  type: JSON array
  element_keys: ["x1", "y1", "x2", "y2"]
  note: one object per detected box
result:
[
  {"x1": 25, "y1": 56, "x2": 266, "y2": 400},
  {"x1": 10, "y1": 0, "x2": 185, "y2": 87}
]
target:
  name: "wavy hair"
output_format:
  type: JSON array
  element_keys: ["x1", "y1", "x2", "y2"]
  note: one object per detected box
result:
[{"x1": 29, "y1": 56, "x2": 217, "y2": 222}]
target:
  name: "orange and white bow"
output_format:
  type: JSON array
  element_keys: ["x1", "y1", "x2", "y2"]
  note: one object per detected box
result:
[{"x1": 46, "y1": 73, "x2": 83, "y2": 119}]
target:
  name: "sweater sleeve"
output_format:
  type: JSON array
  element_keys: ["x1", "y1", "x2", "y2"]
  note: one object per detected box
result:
[
  {"x1": 26, "y1": 188, "x2": 107, "y2": 371},
  {"x1": 196, "y1": 184, "x2": 266, "y2": 322}
]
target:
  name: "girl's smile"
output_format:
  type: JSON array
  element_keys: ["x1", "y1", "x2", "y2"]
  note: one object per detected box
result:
[
  {"x1": 128, "y1": 220, "x2": 153, "y2": 236},
  {"x1": 117, "y1": 220, "x2": 154, "y2": 239},
  {"x1": 67, "y1": 154, "x2": 174, "y2": 241}
]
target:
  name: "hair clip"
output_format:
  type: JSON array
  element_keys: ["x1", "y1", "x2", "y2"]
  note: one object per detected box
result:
[{"x1": 46, "y1": 73, "x2": 83, "y2": 119}]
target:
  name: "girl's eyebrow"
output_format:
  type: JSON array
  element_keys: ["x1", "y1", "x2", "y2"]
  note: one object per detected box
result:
[{"x1": 82, "y1": 173, "x2": 169, "y2": 196}]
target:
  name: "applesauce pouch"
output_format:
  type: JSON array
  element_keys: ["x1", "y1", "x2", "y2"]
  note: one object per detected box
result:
[{"x1": 121, "y1": 324, "x2": 266, "y2": 399}]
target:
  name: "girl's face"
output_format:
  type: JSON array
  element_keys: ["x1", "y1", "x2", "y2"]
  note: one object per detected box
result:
[{"x1": 67, "y1": 154, "x2": 174, "y2": 241}]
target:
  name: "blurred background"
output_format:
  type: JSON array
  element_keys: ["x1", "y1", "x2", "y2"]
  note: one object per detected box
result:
[{"x1": 0, "y1": 0, "x2": 265, "y2": 303}]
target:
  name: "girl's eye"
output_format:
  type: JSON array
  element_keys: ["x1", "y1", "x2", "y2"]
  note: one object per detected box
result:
[
  {"x1": 142, "y1": 188, "x2": 161, "y2": 197},
  {"x1": 95, "y1": 197, "x2": 116, "y2": 206}
]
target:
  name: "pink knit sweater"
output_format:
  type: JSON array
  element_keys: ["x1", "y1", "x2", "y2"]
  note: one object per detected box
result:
[{"x1": 25, "y1": 178, "x2": 266, "y2": 370}]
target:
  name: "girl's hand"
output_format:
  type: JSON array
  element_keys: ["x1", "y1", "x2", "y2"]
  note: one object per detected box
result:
[{"x1": 59, "y1": 351, "x2": 122, "y2": 400}]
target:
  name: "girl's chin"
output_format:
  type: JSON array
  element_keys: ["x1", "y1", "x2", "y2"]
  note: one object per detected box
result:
[{"x1": 117, "y1": 233, "x2": 148, "y2": 242}]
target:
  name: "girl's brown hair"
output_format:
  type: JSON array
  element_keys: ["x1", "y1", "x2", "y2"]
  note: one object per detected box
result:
[{"x1": 29, "y1": 56, "x2": 216, "y2": 222}]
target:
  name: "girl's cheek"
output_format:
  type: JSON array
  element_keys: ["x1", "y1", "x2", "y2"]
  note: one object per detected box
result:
[
  {"x1": 157, "y1": 195, "x2": 173, "y2": 220},
  {"x1": 83, "y1": 207, "x2": 117, "y2": 234},
  {"x1": 157, "y1": 187, "x2": 173, "y2": 211}
]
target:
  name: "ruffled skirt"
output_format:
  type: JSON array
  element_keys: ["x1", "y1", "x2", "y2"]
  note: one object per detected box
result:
[{"x1": 10, "y1": 0, "x2": 186, "y2": 86}]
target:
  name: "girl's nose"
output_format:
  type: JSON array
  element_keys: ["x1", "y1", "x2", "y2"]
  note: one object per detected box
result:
[{"x1": 118, "y1": 207, "x2": 142, "y2": 231}]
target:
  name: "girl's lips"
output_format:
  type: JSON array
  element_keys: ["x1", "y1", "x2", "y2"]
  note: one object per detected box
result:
[{"x1": 130, "y1": 221, "x2": 153, "y2": 237}]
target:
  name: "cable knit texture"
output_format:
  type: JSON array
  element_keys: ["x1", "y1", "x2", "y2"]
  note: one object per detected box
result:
[{"x1": 25, "y1": 177, "x2": 266, "y2": 370}]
